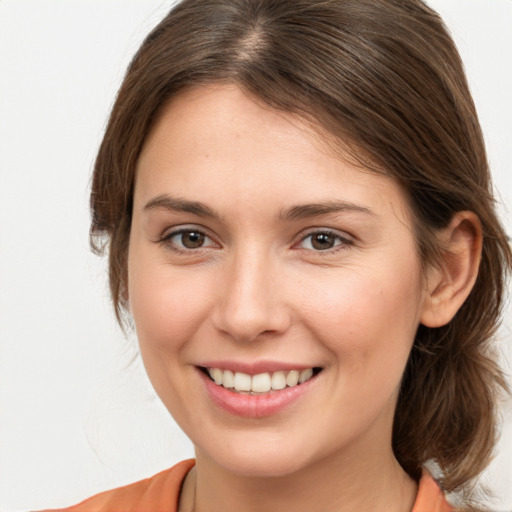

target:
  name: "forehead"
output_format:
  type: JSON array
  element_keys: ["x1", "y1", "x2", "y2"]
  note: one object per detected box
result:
[
  {"x1": 135, "y1": 84, "x2": 412, "y2": 226},
  {"x1": 140, "y1": 84, "x2": 332, "y2": 166}
]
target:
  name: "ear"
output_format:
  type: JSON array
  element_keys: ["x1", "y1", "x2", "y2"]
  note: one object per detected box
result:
[{"x1": 420, "y1": 212, "x2": 483, "y2": 328}]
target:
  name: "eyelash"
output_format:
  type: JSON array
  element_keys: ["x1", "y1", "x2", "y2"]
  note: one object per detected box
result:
[
  {"x1": 158, "y1": 227, "x2": 218, "y2": 253},
  {"x1": 157, "y1": 227, "x2": 353, "y2": 255},
  {"x1": 295, "y1": 229, "x2": 353, "y2": 253}
]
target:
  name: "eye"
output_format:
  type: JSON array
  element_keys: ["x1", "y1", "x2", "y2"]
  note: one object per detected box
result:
[
  {"x1": 298, "y1": 230, "x2": 352, "y2": 251},
  {"x1": 160, "y1": 228, "x2": 218, "y2": 251}
]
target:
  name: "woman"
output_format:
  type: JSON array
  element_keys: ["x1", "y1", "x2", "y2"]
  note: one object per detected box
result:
[{"x1": 54, "y1": 0, "x2": 511, "y2": 510}]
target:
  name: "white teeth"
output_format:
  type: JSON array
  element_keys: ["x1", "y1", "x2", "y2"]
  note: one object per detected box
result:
[
  {"x1": 211, "y1": 368, "x2": 223, "y2": 385},
  {"x1": 206, "y1": 367, "x2": 317, "y2": 393},
  {"x1": 286, "y1": 370, "x2": 299, "y2": 387},
  {"x1": 223, "y1": 370, "x2": 235, "y2": 389},
  {"x1": 299, "y1": 368, "x2": 313, "y2": 383},
  {"x1": 271, "y1": 371, "x2": 286, "y2": 390},
  {"x1": 252, "y1": 373, "x2": 272, "y2": 393},
  {"x1": 234, "y1": 372, "x2": 252, "y2": 392}
]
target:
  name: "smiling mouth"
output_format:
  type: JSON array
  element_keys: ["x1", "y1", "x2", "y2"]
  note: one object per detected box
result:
[{"x1": 201, "y1": 367, "x2": 323, "y2": 395}]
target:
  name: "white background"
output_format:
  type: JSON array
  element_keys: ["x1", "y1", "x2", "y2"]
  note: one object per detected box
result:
[{"x1": 0, "y1": 1, "x2": 511, "y2": 510}]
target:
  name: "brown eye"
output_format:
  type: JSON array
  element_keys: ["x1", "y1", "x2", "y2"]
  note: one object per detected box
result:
[
  {"x1": 180, "y1": 231, "x2": 205, "y2": 248},
  {"x1": 162, "y1": 228, "x2": 217, "y2": 251},
  {"x1": 311, "y1": 233, "x2": 336, "y2": 250},
  {"x1": 298, "y1": 231, "x2": 351, "y2": 252}
]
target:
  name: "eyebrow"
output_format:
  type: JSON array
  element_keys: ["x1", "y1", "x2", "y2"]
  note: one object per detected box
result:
[
  {"x1": 143, "y1": 194, "x2": 374, "y2": 222},
  {"x1": 143, "y1": 195, "x2": 223, "y2": 221},
  {"x1": 279, "y1": 201, "x2": 375, "y2": 221}
]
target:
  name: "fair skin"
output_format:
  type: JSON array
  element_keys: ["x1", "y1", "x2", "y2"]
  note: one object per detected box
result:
[{"x1": 127, "y1": 85, "x2": 481, "y2": 512}]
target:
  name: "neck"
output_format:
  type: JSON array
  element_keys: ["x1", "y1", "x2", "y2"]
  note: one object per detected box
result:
[{"x1": 180, "y1": 443, "x2": 418, "y2": 512}]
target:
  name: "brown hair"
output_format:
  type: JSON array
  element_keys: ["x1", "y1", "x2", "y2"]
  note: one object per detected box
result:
[{"x1": 90, "y1": 0, "x2": 511, "y2": 502}]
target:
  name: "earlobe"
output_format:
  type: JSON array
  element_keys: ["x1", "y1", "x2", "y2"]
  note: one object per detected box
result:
[{"x1": 420, "y1": 212, "x2": 483, "y2": 328}]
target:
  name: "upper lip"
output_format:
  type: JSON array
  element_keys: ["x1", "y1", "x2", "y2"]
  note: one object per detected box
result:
[{"x1": 197, "y1": 360, "x2": 320, "y2": 375}]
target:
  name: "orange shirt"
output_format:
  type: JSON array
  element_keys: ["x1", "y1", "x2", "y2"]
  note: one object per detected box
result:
[{"x1": 48, "y1": 459, "x2": 453, "y2": 512}]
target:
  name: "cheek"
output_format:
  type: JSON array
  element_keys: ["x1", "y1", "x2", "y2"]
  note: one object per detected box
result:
[
  {"x1": 299, "y1": 262, "x2": 423, "y2": 375},
  {"x1": 302, "y1": 270, "x2": 423, "y2": 436},
  {"x1": 127, "y1": 248, "x2": 214, "y2": 352},
  {"x1": 127, "y1": 250, "x2": 215, "y2": 415}
]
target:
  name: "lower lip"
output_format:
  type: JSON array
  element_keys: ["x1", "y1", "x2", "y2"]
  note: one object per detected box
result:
[{"x1": 198, "y1": 369, "x2": 317, "y2": 418}]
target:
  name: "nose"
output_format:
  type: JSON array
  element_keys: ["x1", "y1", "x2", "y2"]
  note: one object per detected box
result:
[{"x1": 212, "y1": 251, "x2": 291, "y2": 343}]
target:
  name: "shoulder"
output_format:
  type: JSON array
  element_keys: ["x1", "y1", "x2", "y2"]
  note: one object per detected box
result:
[{"x1": 42, "y1": 459, "x2": 195, "y2": 512}]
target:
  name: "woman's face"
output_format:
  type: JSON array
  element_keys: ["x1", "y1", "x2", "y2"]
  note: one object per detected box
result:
[{"x1": 128, "y1": 85, "x2": 431, "y2": 477}]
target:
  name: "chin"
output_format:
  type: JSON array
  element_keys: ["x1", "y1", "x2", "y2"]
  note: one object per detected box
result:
[
  {"x1": 221, "y1": 454, "x2": 310, "y2": 479},
  {"x1": 197, "y1": 434, "x2": 317, "y2": 478}
]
